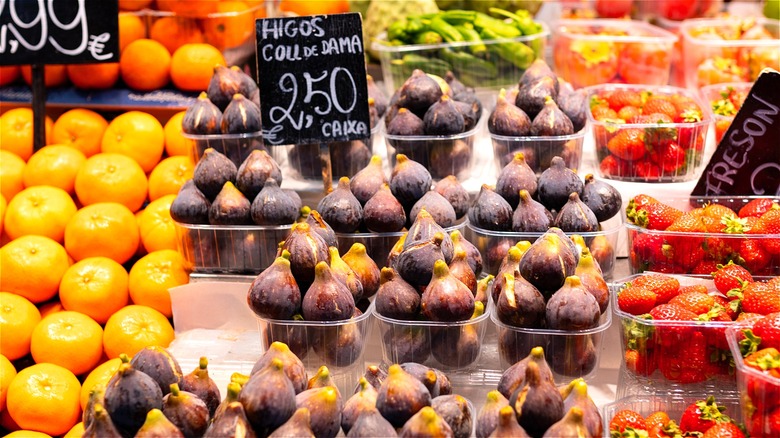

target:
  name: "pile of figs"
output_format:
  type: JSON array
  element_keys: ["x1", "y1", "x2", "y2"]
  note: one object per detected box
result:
[
  {"x1": 183, "y1": 65, "x2": 264, "y2": 165},
  {"x1": 385, "y1": 70, "x2": 483, "y2": 179},
  {"x1": 489, "y1": 59, "x2": 589, "y2": 172},
  {"x1": 288, "y1": 75, "x2": 388, "y2": 180},
  {"x1": 247, "y1": 218, "x2": 381, "y2": 367},
  {"x1": 489, "y1": 227, "x2": 610, "y2": 376},
  {"x1": 469, "y1": 153, "x2": 622, "y2": 275},
  {"x1": 475, "y1": 346, "x2": 604, "y2": 438}
]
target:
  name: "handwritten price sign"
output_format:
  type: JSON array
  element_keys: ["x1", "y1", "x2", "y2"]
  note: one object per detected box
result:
[
  {"x1": 256, "y1": 13, "x2": 370, "y2": 146},
  {"x1": 0, "y1": 0, "x2": 119, "y2": 65}
]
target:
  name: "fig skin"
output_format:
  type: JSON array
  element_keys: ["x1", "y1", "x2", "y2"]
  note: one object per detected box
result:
[
  {"x1": 350, "y1": 155, "x2": 387, "y2": 206},
  {"x1": 517, "y1": 227, "x2": 578, "y2": 298},
  {"x1": 474, "y1": 274, "x2": 493, "y2": 307},
  {"x1": 170, "y1": 180, "x2": 211, "y2": 224},
  {"x1": 434, "y1": 175, "x2": 470, "y2": 219},
  {"x1": 329, "y1": 246, "x2": 364, "y2": 302},
  {"x1": 268, "y1": 407, "x2": 316, "y2": 438},
  {"x1": 554, "y1": 192, "x2": 599, "y2": 233},
  {"x1": 209, "y1": 181, "x2": 252, "y2": 225},
  {"x1": 581, "y1": 174, "x2": 621, "y2": 222},
  {"x1": 236, "y1": 149, "x2": 283, "y2": 201},
  {"x1": 398, "y1": 69, "x2": 444, "y2": 119},
  {"x1": 399, "y1": 362, "x2": 440, "y2": 398},
  {"x1": 475, "y1": 391, "x2": 509, "y2": 438},
  {"x1": 537, "y1": 156, "x2": 583, "y2": 212},
  {"x1": 302, "y1": 261, "x2": 356, "y2": 322},
  {"x1": 453, "y1": 99, "x2": 479, "y2": 131},
  {"x1": 545, "y1": 276, "x2": 601, "y2": 330},
  {"x1": 489, "y1": 406, "x2": 531, "y2": 438},
  {"x1": 247, "y1": 250, "x2": 301, "y2": 320},
  {"x1": 430, "y1": 302, "x2": 484, "y2": 367},
  {"x1": 193, "y1": 148, "x2": 237, "y2": 201},
  {"x1": 104, "y1": 360, "x2": 164, "y2": 438},
  {"x1": 468, "y1": 185, "x2": 513, "y2": 231},
  {"x1": 495, "y1": 153, "x2": 538, "y2": 208},
  {"x1": 342, "y1": 243, "x2": 381, "y2": 299},
  {"x1": 221, "y1": 93, "x2": 262, "y2": 134},
  {"x1": 250, "y1": 341, "x2": 308, "y2": 394},
  {"x1": 449, "y1": 248, "x2": 477, "y2": 294},
  {"x1": 516, "y1": 76, "x2": 558, "y2": 120},
  {"x1": 183, "y1": 92, "x2": 222, "y2": 135},
  {"x1": 396, "y1": 231, "x2": 449, "y2": 288},
  {"x1": 161, "y1": 383, "x2": 209, "y2": 438},
  {"x1": 405, "y1": 209, "x2": 454, "y2": 262},
  {"x1": 497, "y1": 346, "x2": 555, "y2": 401},
  {"x1": 341, "y1": 378, "x2": 378, "y2": 434},
  {"x1": 421, "y1": 260, "x2": 476, "y2": 322},
  {"x1": 509, "y1": 361, "x2": 564, "y2": 438},
  {"x1": 451, "y1": 230, "x2": 482, "y2": 278},
  {"x1": 432, "y1": 395, "x2": 473, "y2": 438},
  {"x1": 129, "y1": 346, "x2": 183, "y2": 397},
  {"x1": 561, "y1": 380, "x2": 603, "y2": 438},
  {"x1": 541, "y1": 407, "x2": 590, "y2": 438},
  {"x1": 310, "y1": 316, "x2": 365, "y2": 367},
  {"x1": 250, "y1": 178, "x2": 299, "y2": 225},
  {"x1": 294, "y1": 386, "x2": 343, "y2": 438},
  {"x1": 383, "y1": 325, "x2": 432, "y2": 364},
  {"x1": 83, "y1": 403, "x2": 125, "y2": 438},
  {"x1": 239, "y1": 358, "x2": 297, "y2": 436},
  {"x1": 445, "y1": 71, "x2": 470, "y2": 95},
  {"x1": 530, "y1": 96, "x2": 574, "y2": 137},
  {"x1": 557, "y1": 89, "x2": 588, "y2": 133},
  {"x1": 490, "y1": 246, "x2": 526, "y2": 304},
  {"x1": 181, "y1": 357, "x2": 221, "y2": 419},
  {"x1": 489, "y1": 89, "x2": 532, "y2": 137},
  {"x1": 317, "y1": 177, "x2": 364, "y2": 233},
  {"x1": 512, "y1": 189, "x2": 553, "y2": 232},
  {"x1": 386, "y1": 107, "x2": 425, "y2": 136},
  {"x1": 400, "y1": 406, "x2": 455, "y2": 438},
  {"x1": 519, "y1": 59, "x2": 559, "y2": 92},
  {"x1": 207, "y1": 65, "x2": 256, "y2": 111},
  {"x1": 346, "y1": 409, "x2": 397, "y2": 438},
  {"x1": 280, "y1": 222, "x2": 330, "y2": 291},
  {"x1": 363, "y1": 183, "x2": 406, "y2": 233},
  {"x1": 376, "y1": 364, "x2": 433, "y2": 428},
  {"x1": 390, "y1": 154, "x2": 433, "y2": 209},
  {"x1": 376, "y1": 267, "x2": 421, "y2": 320},
  {"x1": 550, "y1": 335, "x2": 599, "y2": 377},
  {"x1": 203, "y1": 400, "x2": 257, "y2": 438},
  {"x1": 410, "y1": 191, "x2": 457, "y2": 228},
  {"x1": 134, "y1": 408, "x2": 183, "y2": 438},
  {"x1": 453, "y1": 91, "x2": 483, "y2": 122},
  {"x1": 423, "y1": 95, "x2": 466, "y2": 136},
  {"x1": 575, "y1": 248, "x2": 609, "y2": 314},
  {"x1": 496, "y1": 271, "x2": 546, "y2": 328},
  {"x1": 358, "y1": 365, "x2": 387, "y2": 393},
  {"x1": 305, "y1": 209, "x2": 337, "y2": 248}
]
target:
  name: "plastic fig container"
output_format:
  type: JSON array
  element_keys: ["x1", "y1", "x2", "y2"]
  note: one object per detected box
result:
[
  {"x1": 625, "y1": 196, "x2": 780, "y2": 275},
  {"x1": 184, "y1": 131, "x2": 267, "y2": 167},
  {"x1": 551, "y1": 19, "x2": 676, "y2": 89},
  {"x1": 373, "y1": 303, "x2": 492, "y2": 373},
  {"x1": 699, "y1": 81, "x2": 752, "y2": 144},
  {"x1": 384, "y1": 125, "x2": 479, "y2": 182},
  {"x1": 335, "y1": 219, "x2": 468, "y2": 267},
  {"x1": 681, "y1": 17, "x2": 780, "y2": 89},
  {"x1": 586, "y1": 84, "x2": 711, "y2": 182},
  {"x1": 256, "y1": 301, "x2": 374, "y2": 397},
  {"x1": 726, "y1": 325, "x2": 780, "y2": 438},
  {"x1": 465, "y1": 214, "x2": 623, "y2": 280},
  {"x1": 371, "y1": 24, "x2": 549, "y2": 94},
  {"x1": 490, "y1": 128, "x2": 586, "y2": 175},
  {"x1": 491, "y1": 308, "x2": 611, "y2": 384},
  {"x1": 174, "y1": 222, "x2": 291, "y2": 274}
]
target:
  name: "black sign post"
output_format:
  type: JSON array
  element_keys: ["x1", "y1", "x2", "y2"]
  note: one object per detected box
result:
[
  {"x1": 255, "y1": 13, "x2": 370, "y2": 190},
  {"x1": 0, "y1": 0, "x2": 119, "y2": 150},
  {"x1": 691, "y1": 69, "x2": 780, "y2": 197}
]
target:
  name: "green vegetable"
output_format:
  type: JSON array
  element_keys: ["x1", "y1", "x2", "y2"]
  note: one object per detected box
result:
[
  {"x1": 439, "y1": 47, "x2": 497, "y2": 78},
  {"x1": 441, "y1": 9, "x2": 478, "y2": 24},
  {"x1": 429, "y1": 15, "x2": 463, "y2": 43},
  {"x1": 392, "y1": 54, "x2": 453, "y2": 78},
  {"x1": 387, "y1": 20, "x2": 409, "y2": 41},
  {"x1": 414, "y1": 30, "x2": 445, "y2": 45},
  {"x1": 406, "y1": 16, "x2": 429, "y2": 34},
  {"x1": 473, "y1": 12, "x2": 521, "y2": 38},
  {"x1": 488, "y1": 7, "x2": 542, "y2": 35},
  {"x1": 454, "y1": 23, "x2": 487, "y2": 55},
  {"x1": 479, "y1": 27, "x2": 535, "y2": 69}
]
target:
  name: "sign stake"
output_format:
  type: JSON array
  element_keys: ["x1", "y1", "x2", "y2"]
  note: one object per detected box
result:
[{"x1": 31, "y1": 64, "x2": 46, "y2": 151}]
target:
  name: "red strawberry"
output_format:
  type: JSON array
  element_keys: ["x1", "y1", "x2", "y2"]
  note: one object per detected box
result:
[
  {"x1": 679, "y1": 284, "x2": 709, "y2": 295},
  {"x1": 750, "y1": 407, "x2": 780, "y2": 438},
  {"x1": 679, "y1": 397, "x2": 732, "y2": 434},
  {"x1": 617, "y1": 105, "x2": 641, "y2": 122},
  {"x1": 635, "y1": 160, "x2": 661, "y2": 179},
  {"x1": 632, "y1": 274, "x2": 680, "y2": 304},
  {"x1": 649, "y1": 142, "x2": 686, "y2": 173},
  {"x1": 610, "y1": 409, "x2": 647, "y2": 433},
  {"x1": 702, "y1": 422, "x2": 746, "y2": 438},
  {"x1": 627, "y1": 194, "x2": 659, "y2": 213},
  {"x1": 744, "y1": 347, "x2": 780, "y2": 378},
  {"x1": 753, "y1": 312, "x2": 780, "y2": 350},
  {"x1": 739, "y1": 239, "x2": 771, "y2": 274},
  {"x1": 744, "y1": 347, "x2": 780, "y2": 413},
  {"x1": 633, "y1": 202, "x2": 683, "y2": 230},
  {"x1": 599, "y1": 154, "x2": 629, "y2": 177},
  {"x1": 754, "y1": 207, "x2": 780, "y2": 255},
  {"x1": 645, "y1": 412, "x2": 671, "y2": 431},
  {"x1": 711, "y1": 294, "x2": 737, "y2": 320},
  {"x1": 692, "y1": 260, "x2": 720, "y2": 275},
  {"x1": 742, "y1": 282, "x2": 780, "y2": 315},
  {"x1": 660, "y1": 0, "x2": 699, "y2": 20},
  {"x1": 607, "y1": 128, "x2": 647, "y2": 161},
  {"x1": 649, "y1": 421, "x2": 684, "y2": 438},
  {"x1": 607, "y1": 89, "x2": 642, "y2": 111},
  {"x1": 625, "y1": 349, "x2": 655, "y2": 376},
  {"x1": 669, "y1": 291, "x2": 715, "y2": 315},
  {"x1": 650, "y1": 303, "x2": 698, "y2": 348},
  {"x1": 666, "y1": 214, "x2": 707, "y2": 270},
  {"x1": 618, "y1": 286, "x2": 657, "y2": 315},
  {"x1": 712, "y1": 261, "x2": 753, "y2": 295},
  {"x1": 643, "y1": 98, "x2": 677, "y2": 119},
  {"x1": 592, "y1": 105, "x2": 618, "y2": 121},
  {"x1": 739, "y1": 198, "x2": 778, "y2": 219},
  {"x1": 595, "y1": 0, "x2": 634, "y2": 18},
  {"x1": 629, "y1": 233, "x2": 673, "y2": 272}
]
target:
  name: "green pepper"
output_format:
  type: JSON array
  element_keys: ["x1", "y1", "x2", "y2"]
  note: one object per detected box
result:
[
  {"x1": 454, "y1": 23, "x2": 487, "y2": 55},
  {"x1": 405, "y1": 16, "x2": 428, "y2": 35},
  {"x1": 441, "y1": 9, "x2": 478, "y2": 25},
  {"x1": 387, "y1": 20, "x2": 409, "y2": 42},
  {"x1": 414, "y1": 30, "x2": 444, "y2": 45},
  {"x1": 473, "y1": 12, "x2": 521, "y2": 38},
  {"x1": 439, "y1": 47, "x2": 498, "y2": 78},
  {"x1": 429, "y1": 16, "x2": 463, "y2": 43},
  {"x1": 488, "y1": 7, "x2": 543, "y2": 36},
  {"x1": 479, "y1": 27, "x2": 535, "y2": 69},
  {"x1": 392, "y1": 54, "x2": 453, "y2": 78}
]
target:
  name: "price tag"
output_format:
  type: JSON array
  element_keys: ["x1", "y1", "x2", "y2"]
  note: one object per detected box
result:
[
  {"x1": 0, "y1": 0, "x2": 119, "y2": 65},
  {"x1": 255, "y1": 13, "x2": 370, "y2": 146},
  {"x1": 691, "y1": 69, "x2": 780, "y2": 196}
]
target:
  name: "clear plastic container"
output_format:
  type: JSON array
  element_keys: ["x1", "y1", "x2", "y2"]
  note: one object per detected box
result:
[
  {"x1": 174, "y1": 222, "x2": 291, "y2": 274},
  {"x1": 491, "y1": 307, "x2": 612, "y2": 384},
  {"x1": 385, "y1": 125, "x2": 479, "y2": 181},
  {"x1": 465, "y1": 215, "x2": 623, "y2": 280},
  {"x1": 551, "y1": 19, "x2": 677, "y2": 89},
  {"x1": 586, "y1": 84, "x2": 711, "y2": 182},
  {"x1": 726, "y1": 325, "x2": 780, "y2": 438},
  {"x1": 490, "y1": 128, "x2": 586, "y2": 175},
  {"x1": 698, "y1": 81, "x2": 752, "y2": 144},
  {"x1": 681, "y1": 17, "x2": 780, "y2": 89},
  {"x1": 373, "y1": 304, "x2": 492, "y2": 372},
  {"x1": 371, "y1": 25, "x2": 549, "y2": 94},
  {"x1": 256, "y1": 301, "x2": 374, "y2": 397},
  {"x1": 626, "y1": 196, "x2": 780, "y2": 275},
  {"x1": 335, "y1": 220, "x2": 468, "y2": 268},
  {"x1": 184, "y1": 131, "x2": 267, "y2": 167}
]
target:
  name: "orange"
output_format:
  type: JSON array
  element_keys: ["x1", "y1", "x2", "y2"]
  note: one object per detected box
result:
[
  {"x1": 0, "y1": 108, "x2": 53, "y2": 161},
  {"x1": 4, "y1": 185, "x2": 78, "y2": 242},
  {"x1": 63, "y1": 422, "x2": 85, "y2": 438},
  {"x1": 0, "y1": 150, "x2": 26, "y2": 201},
  {"x1": 119, "y1": 0, "x2": 154, "y2": 11},
  {"x1": 0, "y1": 293, "x2": 41, "y2": 360},
  {"x1": 150, "y1": 16, "x2": 205, "y2": 54},
  {"x1": 102, "y1": 304, "x2": 175, "y2": 359},
  {"x1": 148, "y1": 156, "x2": 193, "y2": 201},
  {"x1": 22, "y1": 145, "x2": 86, "y2": 194},
  {"x1": 79, "y1": 357, "x2": 121, "y2": 410},
  {"x1": 128, "y1": 249, "x2": 188, "y2": 318},
  {"x1": 120, "y1": 38, "x2": 171, "y2": 91},
  {"x1": 101, "y1": 111, "x2": 165, "y2": 173},
  {"x1": 38, "y1": 300, "x2": 65, "y2": 318},
  {"x1": 6, "y1": 363, "x2": 81, "y2": 436},
  {"x1": 163, "y1": 111, "x2": 189, "y2": 156},
  {"x1": 0, "y1": 236, "x2": 70, "y2": 304},
  {"x1": 21, "y1": 64, "x2": 68, "y2": 88},
  {"x1": 203, "y1": 1, "x2": 254, "y2": 50},
  {"x1": 66, "y1": 63, "x2": 120, "y2": 90},
  {"x1": 170, "y1": 43, "x2": 226, "y2": 92},
  {"x1": 5, "y1": 431, "x2": 52, "y2": 438},
  {"x1": 64, "y1": 202, "x2": 140, "y2": 264},
  {"x1": 30, "y1": 311, "x2": 103, "y2": 376},
  {"x1": 0, "y1": 194, "x2": 6, "y2": 235},
  {"x1": 156, "y1": 0, "x2": 219, "y2": 16},
  {"x1": 0, "y1": 354, "x2": 16, "y2": 411},
  {"x1": 279, "y1": 0, "x2": 350, "y2": 15},
  {"x1": 118, "y1": 12, "x2": 147, "y2": 52},
  {"x1": 74, "y1": 152, "x2": 148, "y2": 212},
  {"x1": 0, "y1": 408, "x2": 20, "y2": 432},
  {"x1": 0, "y1": 65, "x2": 21, "y2": 87},
  {"x1": 59, "y1": 257, "x2": 129, "y2": 324},
  {"x1": 51, "y1": 108, "x2": 109, "y2": 157},
  {"x1": 138, "y1": 195, "x2": 178, "y2": 252}
]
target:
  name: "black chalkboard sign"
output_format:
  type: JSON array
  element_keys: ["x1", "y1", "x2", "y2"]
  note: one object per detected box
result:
[
  {"x1": 255, "y1": 13, "x2": 370, "y2": 146},
  {"x1": 0, "y1": 0, "x2": 119, "y2": 65},
  {"x1": 691, "y1": 69, "x2": 780, "y2": 196}
]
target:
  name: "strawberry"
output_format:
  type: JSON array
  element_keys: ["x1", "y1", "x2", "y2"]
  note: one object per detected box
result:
[
  {"x1": 754, "y1": 207, "x2": 780, "y2": 255},
  {"x1": 702, "y1": 422, "x2": 746, "y2": 438},
  {"x1": 744, "y1": 347, "x2": 780, "y2": 377},
  {"x1": 607, "y1": 128, "x2": 647, "y2": 161},
  {"x1": 737, "y1": 312, "x2": 764, "y2": 324},
  {"x1": 753, "y1": 312, "x2": 780, "y2": 350},
  {"x1": 669, "y1": 291, "x2": 715, "y2": 315},
  {"x1": 635, "y1": 160, "x2": 661, "y2": 179},
  {"x1": 671, "y1": 95, "x2": 702, "y2": 117},
  {"x1": 739, "y1": 239, "x2": 771, "y2": 274},
  {"x1": 607, "y1": 89, "x2": 642, "y2": 111},
  {"x1": 610, "y1": 409, "x2": 647, "y2": 433},
  {"x1": 630, "y1": 233, "x2": 673, "y2": 272},
  {"x1": 679, "y1": 397, "x2": 732, "y2": 434},
  {"x1": 679, "y1": 284, "x2": 709, "y2": 295},
  {"x1": 692, "y1": 260, "x2": 720, "y2": 275},
  {"x1": 632, "y1": 274, "x2": 680, "y2": 304},
  {"x1": 591, "y1": 105, "x2": 618, "y2": 121},
  {"x1": 703, "y1": 203, "x2": 737, "y2": 221},
  {"x1": 627, "y1": 194, "x2": 660, "y2": 214},
  {"x1": 649, "y1": 141, "x2": 686, "y2": 173},
  {"x1": 660, "y1": 0, "x2": 699, "y2": 20},
  {"x1": 666, "y1": 214, "x2": 707, "y2": 270},
  {"x1": 625, "y1": 349, "x2": 655, "y2": 376},
  {"x1": 649, "y1": 303, "x2": 698, "y2": 348},
  {"x1": 742, "y1": 282, "x2": 780, "y2": 315},
  {"x1": 712, "y1": 261, "x2": 753, "y2": 295},
  {"x1": 599, "y1": 154, "x2": 629, "y2": 177},
  {"x1": 744, "y1": 347, "x2": 780, "y2": 413},
  {"x1": 595, "y1": 0, "x2": 633, "y2": 18},
  {"x1": 617, "y1": 105, "x2": 641, "y2": 122},
  {"x1": 750, "y1": 407, "x2": 780, "y2": 438},
  {"x1": 645, "y1": 411, "x2": 671, "y2": 431},
  {"x1": 711, "y1": 294, "x2": 738, "y2": 320},
  {"x1": 618, "y1": 286, "x2": 657, "y2": 315},
  {"x1": 642, "y1": 97, "x2": 677, "y2": 119},
  {"x1": 649, "y1": 420, "x2": 683, "y2": 438},
  {"x1": 739, "y1": 198, "x2": 777, "y2": 219},
  {"x1": 633, "y1": 202, "x2": 683, "y2": 230}
]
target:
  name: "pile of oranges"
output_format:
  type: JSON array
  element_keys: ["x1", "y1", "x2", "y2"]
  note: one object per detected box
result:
[{"x1": 0, "y1": 106, "x2": 193, "y2": 436}]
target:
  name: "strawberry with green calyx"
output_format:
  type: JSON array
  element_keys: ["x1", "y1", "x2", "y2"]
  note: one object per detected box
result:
[
  {"x1": 607, "y1": 128, "x2": 646, "y2": 161},
  {"x1": 712, "y1": 260, "x2": 753, "y2": 295},
  {"x1": 679, "y1": 397, "x2": 732, "y2": 434},
  {"x1": 633, "y1": 201, "x2": 683, "y2": 231},
  {"x1": 739, "y1": 198, "x2": 778, "y2": 219},
  {"x1": 618, "y1": 285, "x2": 657, "y2": 315},
  {"x1": 753, "y1": 312, "x2": 780, "y2": 350},
  {"x1": 741, "y1": 283, "x2": 780, "y2": 316},
  {"x1": 649, "y1": 142, "x2": 686, "y2": 174},
  {"x1": 665, "y1": 214, "x2": 707, "y2": 270},
  {"x1": 648, "y1": 419, "x2": 683, "y2": 438},
  {"x1": 631, "y1": 274, "x2": 680, "y2": 305},
  {"x1": 609, "y1": 409, "x2": 647, "y2": 436},
  {"x1": 625, "y1": 194, "x2": 660, "y2": 222},
  {"x1": 753, "y1": 207, "x2": 780, "y2": 255},
  {"x1": 624, "y1": 349, "x2": 655, "y2": 377},
  {"x1": 702, "y1": 422, "x2": 746, "y2": 438},
  {"x1": 743, "y1": 347, "x2": 780, "y2": 413},
  {"x1": 738, "y1": 239, "x2": 771, "y2": 274}
]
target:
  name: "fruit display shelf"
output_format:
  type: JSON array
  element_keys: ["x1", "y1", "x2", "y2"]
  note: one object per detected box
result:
[
  {"x1": 0, "y1": 84, "x2": 197, "y2": 110},
  {"x1": 385, "y1": 124, "x2": 480, "y2": 182},
  {"x1": 490, "y1": 128, "x2": 587, "y2": 176}
]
